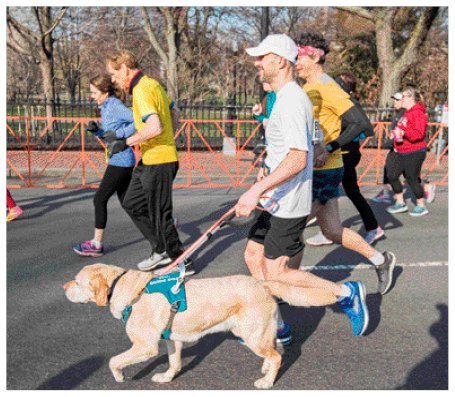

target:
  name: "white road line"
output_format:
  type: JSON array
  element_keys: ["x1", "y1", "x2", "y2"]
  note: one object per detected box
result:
[{"x1": 300, "y1": 261, "x2": 448, "y2": 271}]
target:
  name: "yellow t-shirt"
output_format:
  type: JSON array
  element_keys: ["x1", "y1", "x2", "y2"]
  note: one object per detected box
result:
[
  {"x1": 132, "y1": 75, "x2": 178, "y2": 165},
  {"x1": 303, "y1": 74, "x2": 353, "y2": 170}
]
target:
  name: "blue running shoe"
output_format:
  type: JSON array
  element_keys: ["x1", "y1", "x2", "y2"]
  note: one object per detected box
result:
[
  {"x1": 386, "y1": 202, "x2": 408, "y2": 214},
  {"x1": 238, "y1": 323, "x2": 293, "y2": 346},
  {"x1": 409, "y1": 205, "x2": 429, "y2": 217},
  {"x1": 277, "y1": 323, "x2": 292, "y2": 345},
  {"x1": 338, "y1": 281, "x2": 369, "y2": 336}
]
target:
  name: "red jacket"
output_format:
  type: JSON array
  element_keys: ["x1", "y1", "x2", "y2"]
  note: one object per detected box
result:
[{"x1": 394, "y1": 103, "x2": 428, "y2": 153}]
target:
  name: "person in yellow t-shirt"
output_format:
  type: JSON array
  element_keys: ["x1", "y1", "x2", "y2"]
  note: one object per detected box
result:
[
  {"x1": 106, "y1": 50, "x2": 194, "y2": 274},
  {"x1": 295, "y1": 32, "x2": 396, "y2": 296}
]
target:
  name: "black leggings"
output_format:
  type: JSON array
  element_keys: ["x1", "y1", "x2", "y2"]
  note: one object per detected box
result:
[
  {"x1": 94, "y1": 165, "x2": 134, "y2": 229},
  {"x1": 385, "y1": 150, "x2": 426, "y2": 199},
  {"x1": 384, "y1": 150, "x2": 422, "y2": 186},
  {"x1": 342, "y1": 144, "x2": 379, "y2": 232}
]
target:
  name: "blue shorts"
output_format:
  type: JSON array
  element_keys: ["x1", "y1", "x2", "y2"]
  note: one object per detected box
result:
[{"x1": 312, "y1": 167, "x2": 344, "y2": 205}]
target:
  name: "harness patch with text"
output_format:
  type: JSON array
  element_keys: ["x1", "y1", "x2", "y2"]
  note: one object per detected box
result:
[{"x1": 122, "y1": 273, "x2": 187, "y2": 335}]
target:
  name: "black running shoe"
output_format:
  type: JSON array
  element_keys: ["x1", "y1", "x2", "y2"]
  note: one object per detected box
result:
[{"x1": 375, "y1": 251, "x2": 396, "y2": 295}]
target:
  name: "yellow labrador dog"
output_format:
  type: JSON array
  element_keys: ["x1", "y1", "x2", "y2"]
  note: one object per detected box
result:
[{"x1": 64, "y1": 263, "x2": 336, "y2": 389}]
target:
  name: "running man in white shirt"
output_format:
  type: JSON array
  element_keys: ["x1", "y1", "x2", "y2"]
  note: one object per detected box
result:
[{"x1": 235, "y1": 34, "x2": 369, "y2": 341}]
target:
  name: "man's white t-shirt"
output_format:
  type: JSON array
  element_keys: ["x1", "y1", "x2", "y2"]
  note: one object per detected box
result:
[{"x1": 261, "y1": 81, "x2": 314, "y2": 219}]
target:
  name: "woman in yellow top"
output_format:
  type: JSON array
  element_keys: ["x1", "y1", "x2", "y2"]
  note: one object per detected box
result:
[
  {"x1": 106, "y1": 50, "x2": 194, "y2": 275},
  {"x1": 295, "y1": 31, "x2": 396, "y2": 296}
]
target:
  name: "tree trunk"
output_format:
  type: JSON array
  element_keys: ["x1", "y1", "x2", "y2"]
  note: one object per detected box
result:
[
  {"x1": 335, "y1": 6, "x2": 440, "y2": 108},
  {"x1": 40, "y1": 7, "x2": 56, "y2": 136},
  {"x1": 140, "y1": 7, "x2": 188, "y2": 102},
  {"x1": 375, "y1": 7, "x2": 440, "y2": 107},
  {"x1": 165, "y1": 21, "x2": 179, "y2": 101}
]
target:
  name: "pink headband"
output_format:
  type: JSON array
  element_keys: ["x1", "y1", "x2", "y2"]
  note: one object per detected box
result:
[{"x1": 297, "y1": 46, "x2": 325, "y2": 57}]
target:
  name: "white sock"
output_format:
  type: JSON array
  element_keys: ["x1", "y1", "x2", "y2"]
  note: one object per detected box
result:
[
  {"x1": 91, "y1": 239, "x2": 102, "y2": 248},
  {"x1": 369, "y1": 250, "x2": 385, "y2": 267},
  {"x1": 337, "y1": 284, "x2": 351, "y2": 302}
]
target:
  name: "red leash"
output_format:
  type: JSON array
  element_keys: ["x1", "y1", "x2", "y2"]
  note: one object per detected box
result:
[{"x1": 155, "y1": 197, "x2": 277, "y2": 276}]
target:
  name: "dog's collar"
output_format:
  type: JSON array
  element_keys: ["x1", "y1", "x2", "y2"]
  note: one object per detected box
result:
[{"x1": 107, "y1": 271, "x2": 128, "y2": 303}]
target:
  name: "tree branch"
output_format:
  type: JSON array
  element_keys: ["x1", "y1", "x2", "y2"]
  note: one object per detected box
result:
[
  {"x1": 333, "y1": 6, "x2": 375, "y2": 22},
  {"x1": 140, "y1": 6, "x2": 169, "y2": 65},
  {"x1": 7, "y1": 11, "x2": 40, "y2": 43},
  {"x1": 42, "y1": 7, "x2": 69, "y2": 38}
]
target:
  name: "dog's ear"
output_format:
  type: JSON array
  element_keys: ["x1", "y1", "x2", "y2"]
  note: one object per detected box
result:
[{"x1": 90, "y1": 274, "x2": 110, "y2": 306}]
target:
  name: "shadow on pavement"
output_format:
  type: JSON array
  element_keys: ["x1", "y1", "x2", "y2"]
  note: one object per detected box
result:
[
  {"x1": 15, "y1": 188, "x2": 95, "y2": 220},
  {"x1": 37, "y1": 356, "x2": 105, "y2": 390},
  {"x1": 131, "y1": 333, "x2": 229, "y2": 381},
  {"x1": 396, "y1": 303, "x2": 448, "y2": 390},
  {"x1": 275, "y1": 304, "x2": 326, "y2": 384}
]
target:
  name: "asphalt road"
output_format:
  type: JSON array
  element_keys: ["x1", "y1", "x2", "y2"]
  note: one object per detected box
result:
[{"x1": 6, "y1": 184, "x2": 448, "y2": 390}]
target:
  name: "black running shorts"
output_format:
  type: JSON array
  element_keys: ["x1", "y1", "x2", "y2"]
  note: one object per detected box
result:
[{"x1": 247, "y1": 209, "x2": 308, "y2": 260}]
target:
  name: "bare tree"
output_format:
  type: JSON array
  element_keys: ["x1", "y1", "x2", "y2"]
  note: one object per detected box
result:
[
  {"x1": 7, "y1": 6, "x2": 68, "y2": 122},
  {"x1": 139, "y1": 6, "x2": 189, "y2": 101},
  {"x1": 78, "y1": 7, "x2": 154, "y2": 85},
  {"x1": 335, "y1": 6, "x2": 440, "y2": 106}
]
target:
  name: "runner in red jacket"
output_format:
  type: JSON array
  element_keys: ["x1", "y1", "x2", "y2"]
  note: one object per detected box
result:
[
  {"x1": 386, "y1": 87, "x2": 430, "y2": 216},
  {"x1": 394, "y1": 102, "x2": 428, "y2": 154}
]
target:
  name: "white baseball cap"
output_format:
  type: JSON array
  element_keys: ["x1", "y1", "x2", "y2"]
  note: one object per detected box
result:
[
  {"x1": 392, "y1": 92, "x2": 403, "y2": 100},
  {"x1": 246, "y1": 34, "x2": 298, "y2": 65}
]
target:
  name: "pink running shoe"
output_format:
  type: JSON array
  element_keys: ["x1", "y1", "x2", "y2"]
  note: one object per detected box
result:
[
  {"x1": 6, "y1": 206, "x2": 23, "y2": 222},
  {"x1": 372, "y1": 193, "x2": 392, "y2": 203},
  {"x1": 365, "y1": 227, "x2": 385, "y2": 245},
  {"x1": 425, "y1": 184, "x2": 436, "y2": 203},
  {"x1": 72, "y1": 240, "x2": 104, "y2": 257}
]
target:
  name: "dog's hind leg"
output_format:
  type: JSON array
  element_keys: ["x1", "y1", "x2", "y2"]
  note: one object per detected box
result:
[
  {"x1": 152, "y1": 340, "x2": 183, "y2": 383},
  {"x1": 239, "y1": 315, "x2": 281, "y2": 388},
  {"x1": 243, "y1": 308, "x2": 282, "y2": 388},
  {"x1": 249, "y1": 344, "x2": 281, "y2": 389},
  {"x1": 109, "y1": 341, "x2": 160, "y2": 383}
]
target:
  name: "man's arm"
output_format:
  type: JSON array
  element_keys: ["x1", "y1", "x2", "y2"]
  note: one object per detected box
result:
[
  {"x1": 325, "y1": 105, "x2": 372, "y2": 153},
  {"x1": 125, "y1": 114, "x2": 162, "y2": 147},
  {"x1": 235, "y1": 149, "x2": 308, "y2": 217}
]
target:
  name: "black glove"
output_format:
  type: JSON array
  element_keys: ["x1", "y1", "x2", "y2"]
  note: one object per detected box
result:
[
  {"x1": 107, "y1": 139, "x2": 129, "y2": 158},
  {"x1": 382, "y1": 138, "x2": 394, "y2": 150},
  {"x1": 86, "y1": 121, "x2": 99, "y2": 134},
  {"x1": 103, "y1": 130, "x2": 118, "y2": 144}
]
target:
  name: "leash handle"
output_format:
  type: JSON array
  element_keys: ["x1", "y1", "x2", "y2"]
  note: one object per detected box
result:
[{"x1": 155, "y1": 196, "x2": 277, "y2": 276}]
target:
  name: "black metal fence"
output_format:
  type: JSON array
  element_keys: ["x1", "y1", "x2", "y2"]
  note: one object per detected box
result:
[
  {"x1": 6, "y1": 97, "x2": 261, "y2": 150},
  {"x1": 6, "y1": 97, "x2": 446, "y2": 151}
]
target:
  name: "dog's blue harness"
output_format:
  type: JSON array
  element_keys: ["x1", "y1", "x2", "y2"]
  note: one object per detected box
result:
[{"x1": 122, "y1": 264, "x2": 187, "y2": 340}]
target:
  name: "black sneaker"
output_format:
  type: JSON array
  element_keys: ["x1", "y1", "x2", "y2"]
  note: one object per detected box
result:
[
  {"x1": 375, "y1": 251, "x2": 396, "y2": 295},
  {"x1": 153, "y1": 258, "x2": 196, "y2": 276}
]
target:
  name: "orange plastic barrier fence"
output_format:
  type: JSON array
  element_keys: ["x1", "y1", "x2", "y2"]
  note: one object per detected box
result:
[{"x1": 6, "y1": 116, "x2": 448, "y2": 189}]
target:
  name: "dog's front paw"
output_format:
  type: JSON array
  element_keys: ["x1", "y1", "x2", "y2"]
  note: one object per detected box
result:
[
  {"x1": 111, "y1": 370, "x2": 125, "y2": 383},
  {"x1": 109, "y1": 361, "x2": 125, "y2": 382},
  {"x1": 254, "y1": 376, "x2": 274, "y2": 389},
  {"x1": 152, "y1": 371, "x2": 174, "y2": 383}
]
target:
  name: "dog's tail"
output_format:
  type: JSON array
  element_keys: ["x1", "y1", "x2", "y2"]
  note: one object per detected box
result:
[{"x1": 260, "y1": 281, "x2": 337, "y2": 307}]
